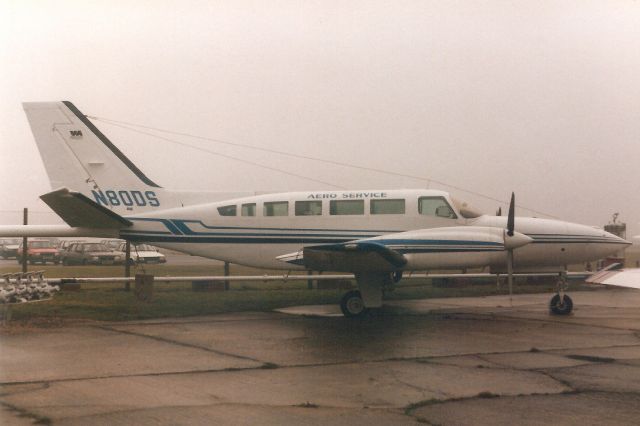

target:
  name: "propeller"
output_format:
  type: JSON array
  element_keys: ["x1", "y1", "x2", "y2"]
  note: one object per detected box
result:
[{"x1": 505, "y1": 192, "x2": 516, "y2": 303}]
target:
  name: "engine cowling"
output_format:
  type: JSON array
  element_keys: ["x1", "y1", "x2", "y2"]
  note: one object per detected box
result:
[{"x1": 369, "y1": 226, "x2": 532, "y2": 271}]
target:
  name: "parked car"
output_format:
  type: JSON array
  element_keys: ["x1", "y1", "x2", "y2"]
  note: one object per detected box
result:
[
  {"x1": 117, "y1": 242, "x2": 166, "y2": 264},
  {"x1": 58, "y1": 240, "x2": 84, "y2": 264},
  {"x1": 0, "y1": 238, "x2": 21, "y2": 259},
  {"x1": 101, "y1": 239, "x2": 125, "y2": 250},
  {"x1": 62, "y1": 242, "x2": 125, "y2": 266},
  {"x1": 16, "y1": 240, "x2": 60, "y2": 264},
  {"x1": 58, "y1": 239, "x2": 83, "y2": 252}
]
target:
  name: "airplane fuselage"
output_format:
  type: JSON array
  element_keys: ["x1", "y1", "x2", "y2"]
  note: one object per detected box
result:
[{"x1": 117, "y1": 189, "x2": 627, "y2": 271}]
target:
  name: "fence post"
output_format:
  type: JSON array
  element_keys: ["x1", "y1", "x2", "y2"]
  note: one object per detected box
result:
[
  {"x1": 124, "y1": 241, "x2": 131, "y2": 291},
  {"x1": 21, "y1": 208, "x2": 28, "y2": 273},
  {"x1": 224, "y1": 262, "x2": 230, "y2": 290},
  {"x1": 307, "y1": 270, "x2": 313, "y2": 290},
  {"x1": 134, "y1": 273, "x2": 154, "y2": 302}
]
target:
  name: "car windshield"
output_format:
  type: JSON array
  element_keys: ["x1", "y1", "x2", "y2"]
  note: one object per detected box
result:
[
  {"x1": 83, "y1": 243, "x2": 109, "y2": 252},
  {"x1": 2, "y1": 239, "x2": 21, "y2": 245},
  {"x1": 134, "y1": 244, "x2": 155, "y2": 251},
  {"x1": 104, "y1": 240, "x2": 123, "y2": 249},
  {"x1": 30, "y1": 241, "x2": 53, "y2": 248}
]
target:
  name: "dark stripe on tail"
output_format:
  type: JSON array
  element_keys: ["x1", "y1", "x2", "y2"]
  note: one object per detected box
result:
[{"x1": 62, "y1": 101, "x2": 161, "y2": 188}]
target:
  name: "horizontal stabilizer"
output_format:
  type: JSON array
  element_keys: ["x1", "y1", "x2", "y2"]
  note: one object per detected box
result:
[
  {"x1": 277, "y1": 241, "x2": 407, "y2": 273},
  {"x1": 40, "y1": 188, "x2": 132, "y2": 228}
]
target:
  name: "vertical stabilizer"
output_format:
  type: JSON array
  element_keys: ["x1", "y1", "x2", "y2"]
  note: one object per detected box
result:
[{"x1": 23, "y1": 101, "x2": 168, "y2": 214}]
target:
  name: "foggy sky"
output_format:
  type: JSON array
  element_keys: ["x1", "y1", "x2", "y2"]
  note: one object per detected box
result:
[{"x1": 1, "y1": 1, "x2": 639, "y2": 235}]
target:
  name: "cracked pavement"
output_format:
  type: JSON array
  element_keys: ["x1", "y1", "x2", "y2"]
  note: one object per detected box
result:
[{"x1": 2, "y1": 289, "x2": 640, "y2": 425}]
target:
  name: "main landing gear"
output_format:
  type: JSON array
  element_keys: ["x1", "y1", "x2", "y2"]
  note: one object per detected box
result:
[
  {"x1": 549, "y1": 271, "x2": 573, "y2": 315},
  {"x1": 339, "y1": 272, "x2": 400, "y2": 318},
  {"x1": 340, "y1": 290, "x2": 367, "y2": 317}
]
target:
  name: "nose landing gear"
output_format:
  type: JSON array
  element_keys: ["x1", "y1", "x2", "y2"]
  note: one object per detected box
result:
[
  {"x1": 550, "y1": 293, "x2": 573, "y2": 315},
  {"x1": 549, "y1": 271, "x2": 573, "y2": 315}
]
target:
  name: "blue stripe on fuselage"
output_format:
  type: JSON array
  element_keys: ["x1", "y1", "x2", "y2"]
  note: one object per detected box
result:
[{"x1": 121, "y1": 218, "x2": 625, "y2": 246}]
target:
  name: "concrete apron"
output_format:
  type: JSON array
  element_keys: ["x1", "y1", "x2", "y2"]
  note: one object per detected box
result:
[{"x1": 2, "y1": 290, "x2": 640, "y2": 425}]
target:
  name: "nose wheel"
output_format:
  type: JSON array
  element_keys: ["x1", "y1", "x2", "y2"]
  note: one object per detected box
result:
[
  {"x1": 340, "y1": 290, "x2": 368, "y2": 317},
  {"x1": 549, "y1": 271, "x2": 573, "y2": 315},
  {"x1": 549, "y1": 293, "x2": 573, "y2": 315}
]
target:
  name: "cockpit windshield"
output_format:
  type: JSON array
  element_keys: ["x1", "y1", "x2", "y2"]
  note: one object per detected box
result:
[
  {"x1": 451, "y1": 197, "x2": 483, "y2": 219},
  {"x1": 419, "y1": 197, "x2": 458, "y2": 219}
]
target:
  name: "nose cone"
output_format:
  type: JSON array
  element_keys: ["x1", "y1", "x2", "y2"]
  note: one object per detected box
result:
[
  {"x1": 580, "y1": 224, "x2": 631, "y2": 245},
  {"x1": 600, "y1": 229, "x2": 632, "y2": 249},
  {"x1": 570, "y1": 223, "x2": 631, "y2": 259}
]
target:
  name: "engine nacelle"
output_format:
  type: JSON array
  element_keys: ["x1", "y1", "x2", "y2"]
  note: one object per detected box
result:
[{"x1": 369, "y1": 226, "x2": 532, "y2": 271}]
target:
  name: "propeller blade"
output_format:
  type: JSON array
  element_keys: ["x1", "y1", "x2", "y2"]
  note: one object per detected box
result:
[
  {"x1": 506, "y1": 192, "x2": 516, "y2": 305},
  {"x1": 507, "y1": 249, "x2": 514, "y2": 305},
  {"x1": 507, "y1": 192, "x2": 515, "y2": 237}
]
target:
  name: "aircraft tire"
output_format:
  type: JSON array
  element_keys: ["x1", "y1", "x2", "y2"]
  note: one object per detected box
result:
[
  {"x1": 550, "y1": 294, "x2": 573, "y2": 315},
  {"x1": 340, "y1": 290, "x2": 368, "y2": 318}
]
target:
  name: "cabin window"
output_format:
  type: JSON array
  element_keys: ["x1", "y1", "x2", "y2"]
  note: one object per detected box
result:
[
  {"x1": 241, "y1": 203, "x2": 256, "y2": 217},
  {"x1": 264, "y1": 201, "x2": 289, "y2": 216},
  {"x1": 418, "y1": 196, "x2": 458, "y2": 219},
  {"x1": 217, "y1": 205, "x2": 237, "y2": 216},
  {"x1": 330, "y1": 200, "x2": 364, "y2": 215},
  {"x1": 370, "y1": 199, "x2": 405, "y2": 215},
  {"x1": 295, "y1": 201, "x2": 322, "y2": 216}
]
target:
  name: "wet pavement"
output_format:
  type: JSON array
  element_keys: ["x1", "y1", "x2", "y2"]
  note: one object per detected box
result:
[{"x1": 2, "y1": 289, "x2": 640, "y2": 425}]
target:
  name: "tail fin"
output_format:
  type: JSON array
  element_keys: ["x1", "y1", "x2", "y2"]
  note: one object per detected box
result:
[{"x1": 23, "y1": 101, "x2": 168, "y2": 214}]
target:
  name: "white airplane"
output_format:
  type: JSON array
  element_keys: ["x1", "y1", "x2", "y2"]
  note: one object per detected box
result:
[{"x1": 0, "y1": 101, "x2": 631, "y2": 317}]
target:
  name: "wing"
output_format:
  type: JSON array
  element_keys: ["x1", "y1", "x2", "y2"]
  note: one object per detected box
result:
[
  {"x1": 276, "y1": 226, "x2": 530, "y2": 273},
  {"x1": 277, "y1": 240, "x2": 407, "y2": 273},
  {"x1": 586, "y1": 265, "x2": 640, "y2": 289}
]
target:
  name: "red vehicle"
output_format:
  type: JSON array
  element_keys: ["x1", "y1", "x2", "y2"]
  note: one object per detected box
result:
[{"x1": 17, "y1": 240, "x2": 60, "y2": 265}]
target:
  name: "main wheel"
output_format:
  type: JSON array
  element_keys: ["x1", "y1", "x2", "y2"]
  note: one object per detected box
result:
[
  {"x1": 340, "y1": 290, "x2": 368, "y2": 318},
  {"x1": 550, "y1": 294, "x2": 573, "y2": 315}
]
